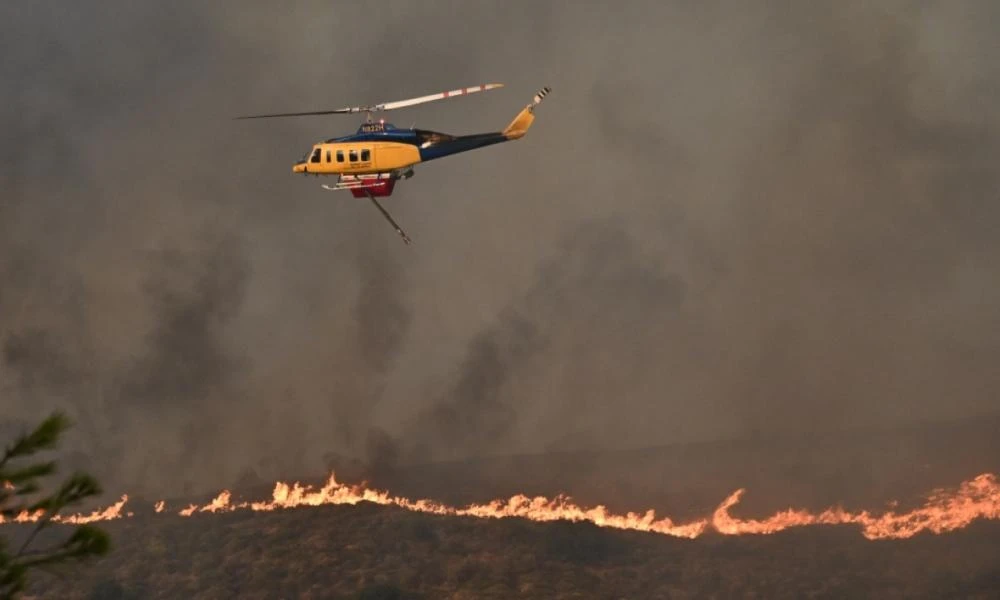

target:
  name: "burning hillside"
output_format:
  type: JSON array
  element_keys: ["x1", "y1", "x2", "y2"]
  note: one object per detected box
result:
[{"x1": 4, "y1": 471, "x2": 998, "y2": 541}]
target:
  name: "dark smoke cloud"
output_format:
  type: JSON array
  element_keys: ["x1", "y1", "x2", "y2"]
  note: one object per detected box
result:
[
  {"x1": 401, "y1": 217, "x2": 687, "y2": 461},
  {"x1": 2, "y1": 1, "x2": 999, "y2": 498},
  {"x1": 411, "y1": 311, "x2": 543, "y2": 459},
  {"x1": 354, "y1": 245, "x2": 411, "y2": 377},
  {"x1": 120, "y1": 230, "x2": 249, "y2": 412}
]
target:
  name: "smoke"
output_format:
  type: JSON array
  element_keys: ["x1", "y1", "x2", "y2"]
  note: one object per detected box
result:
[
  {"x1": 354, "y1": 244, "x2": 411, "y2": 377},
  {"x1": 409, "y1": 310, "x2": 542, "y2": 460},
  {"x1": 401, "y1": 217, "x2": 687, "y2": 461},
  {"x1": 2, "y1": 1, "x2": 1000, "y2": 498}
]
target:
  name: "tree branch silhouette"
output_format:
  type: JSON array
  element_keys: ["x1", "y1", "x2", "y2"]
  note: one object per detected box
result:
[{"x1": 0, "y1": 412, "x2": 110, "y2": 599}]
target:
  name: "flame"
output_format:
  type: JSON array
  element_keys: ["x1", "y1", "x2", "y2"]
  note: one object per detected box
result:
[
  {"x1": 712, "y1": 474, "x2": 1000, "y2": 540},
  {"x1": 455, "y1": 493, "x2": 708, "y2": 538},
  {"x1": 57, "y1": 495, "x2": 131, "y2": 524},
  {"x1": 1, "y1": 472, "x2": 998, "y2": 540},
  {"x1": 167, "y1": 474, "x2": 707, "y2": 538},
  {"x1": 0, "y1": 495, "x2": 130, "y2": 525},
  {"x1": 861, "y1": 473, "x2": 1000, "y2": 539}
]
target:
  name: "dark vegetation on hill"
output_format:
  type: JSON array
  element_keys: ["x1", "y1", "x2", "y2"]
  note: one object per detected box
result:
[{"x1": 16, "y1": 503, "x2": 1000, "y2": 600}]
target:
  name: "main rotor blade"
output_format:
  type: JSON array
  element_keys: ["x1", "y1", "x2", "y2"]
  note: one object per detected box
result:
[
  {"x1": 234, "y1": 108, "x2": 354, "y2": 120},
  {"x1": 233, "y1": 83, "x2": 504, "y2": 120},
  {"x1": 375, "y1": 83, "x2": 504, "y2": 111}
]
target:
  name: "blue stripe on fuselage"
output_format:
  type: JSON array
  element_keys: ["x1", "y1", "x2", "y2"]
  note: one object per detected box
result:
[
  {"x1": 322, "y1": 126, "x2": 509, "y2": 162},
  {"x1": 325, "y1": 130, "x2": 418, "y2": 144},
  {"x1": 417, "y1": 133, "x2": 508, "y2": 162}
]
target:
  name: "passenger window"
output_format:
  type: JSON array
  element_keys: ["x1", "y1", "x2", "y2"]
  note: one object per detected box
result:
[
  {"x1": 310, "y1": 148, "x2": 321, "y2": 163},
  {"x1": 336, "y1": 150, "x2": 344, "y2": 163},
  {"x1": 349, "y1": 150, "x2": 358, "y2": 162},
  {"x1": 361, "y1": 149, "x2": 371, "y2": 161},
  {"x1": 326, "y1": 150, "x2": 331, "y2": 162}
]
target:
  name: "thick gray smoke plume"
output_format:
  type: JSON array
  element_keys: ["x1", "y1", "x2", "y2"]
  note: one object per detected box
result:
[{"x1": 2, "y1": 1, "x2": 999, "y2": 497}]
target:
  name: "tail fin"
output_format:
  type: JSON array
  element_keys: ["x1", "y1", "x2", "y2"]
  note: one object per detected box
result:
[{"x1": 503, "y1": 86, "x2": 550, "y2": 140}]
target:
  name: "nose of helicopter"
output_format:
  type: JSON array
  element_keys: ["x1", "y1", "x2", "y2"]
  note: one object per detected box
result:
[{"x1": 292, "y1": 160, "x2": 306, "y2": 173}]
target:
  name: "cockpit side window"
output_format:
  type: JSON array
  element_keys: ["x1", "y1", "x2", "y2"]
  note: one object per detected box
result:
[
  {"x1": 326, "y1": 150, "x2": 331, "y2": 162},
  {"x1": 310, "y1": 148, "x2": 321, "y2": 163}
]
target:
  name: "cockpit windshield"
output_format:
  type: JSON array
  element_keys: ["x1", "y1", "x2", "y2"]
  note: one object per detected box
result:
[{"x1": 310, "y1": 147, "x2": 322, "y2": 163}]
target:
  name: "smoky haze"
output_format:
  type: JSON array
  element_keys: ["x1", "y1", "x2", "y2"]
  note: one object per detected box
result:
[{"x1": 1, "y1": 1, "x2": 999, "y2": 499}]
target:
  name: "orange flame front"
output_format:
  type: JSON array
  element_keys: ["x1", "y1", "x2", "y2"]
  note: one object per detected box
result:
[
  {"x1": 2, "y1": 473, "x2": 998, "y2": 541},
  {"x1": 0, "y1": 495, "x2": 130, "y2": 525},
  {"x1": 712, "y1": 474, "x2": 1000, "y2": 539}
]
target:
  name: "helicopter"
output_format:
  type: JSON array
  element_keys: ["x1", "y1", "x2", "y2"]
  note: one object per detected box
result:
[{"x1": 235, "y1": 83, "x2": 551, "y2": 244}]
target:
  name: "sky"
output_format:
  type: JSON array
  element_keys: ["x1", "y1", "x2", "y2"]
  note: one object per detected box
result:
[{"x1": 1, "y1": 1, "x2": 999, "y2": 498}]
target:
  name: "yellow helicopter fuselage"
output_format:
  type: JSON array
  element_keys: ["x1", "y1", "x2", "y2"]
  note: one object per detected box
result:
[{"x1": 292, "y1": 140, "x2": 421, "y2": 175}]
